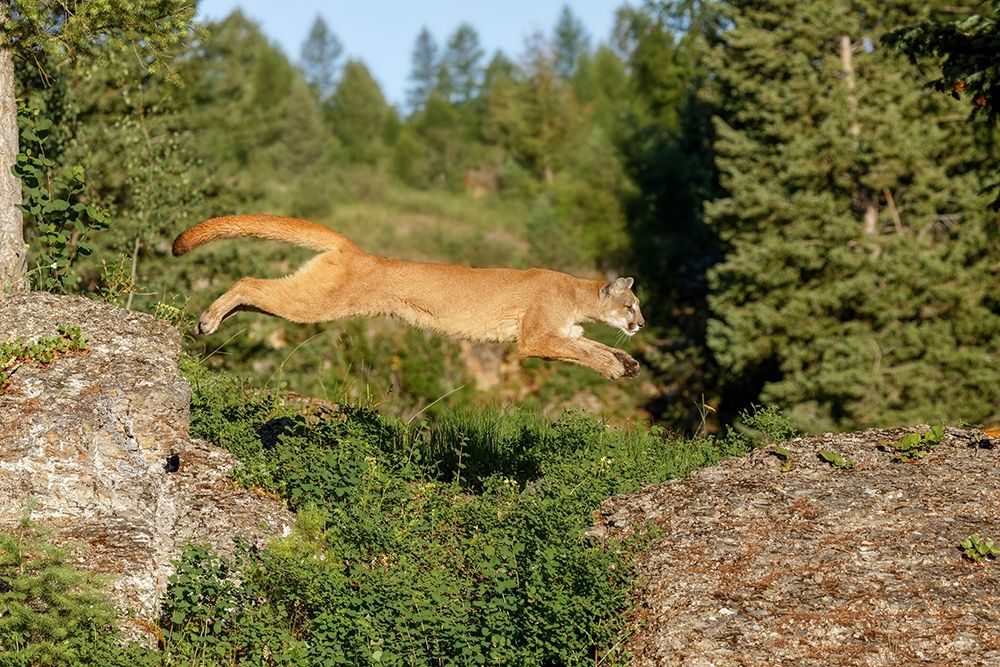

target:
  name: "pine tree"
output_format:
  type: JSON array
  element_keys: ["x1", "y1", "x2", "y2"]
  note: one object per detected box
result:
[
  {"x1": 486, "y1": 34, "x2": 582, "y2": 184},
  {"x1": 300, "y1": 15, "x2": 343, "y2": 101},
  {"x1": 706, "y1": 0, "x2": 1000, "y2": 431},
  {"x1": 327, "y1": 59, "x2": 388, "y2": 163},
  {"x1": 181, "y1": 11, "x2": 326, "y2": 176},
  {"x1": 407, "y1": 27, "x2": 439, "y2": 113},
  {"x1": 885, "y1": 1, "x2": 1000, "y2": 125},
  {"x1": 442, "y1": 23, "x2": 485, "y2": 104},
  {"x1": 884, "y1": 1, "x2": 1000, "y2": 208},
  {"x1": 553, "y1": 5, "x2": 590, "y2": 79},
  {"x1": 615, "y1": 2, "x2": 721, "y2": 430},
  {"x1": 476, "y1": 50, "x2": 516, "y2": 128},
  {"x1": 0, "y1": 521, "x2": 122, "y2": 663},
  {"x1": 482, "y1": 51, "x2": 515, "y2": 95},
  {"x1": 572, "y1": 46, "x2": 627, "y2": 112}
]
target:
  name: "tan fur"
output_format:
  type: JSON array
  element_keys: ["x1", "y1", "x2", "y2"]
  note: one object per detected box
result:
[{"x1": 173, "y1": 215, "x2": 645, "y2": 379}]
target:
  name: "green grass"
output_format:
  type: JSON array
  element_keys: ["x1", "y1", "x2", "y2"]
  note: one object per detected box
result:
[{"x1": 316, "y1": 179, "x2": 535, "y2": 269}]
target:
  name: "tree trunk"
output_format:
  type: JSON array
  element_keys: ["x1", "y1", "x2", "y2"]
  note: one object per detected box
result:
[
  {"x1": 839, "y1": 35, "x2": 862, "y2": 141},
  {"x1": 0, "y1": 22, "x2": 27, "y2": 293},
  {"x1": 839, "y1": 35, "x2": 880, "y2": 247}
]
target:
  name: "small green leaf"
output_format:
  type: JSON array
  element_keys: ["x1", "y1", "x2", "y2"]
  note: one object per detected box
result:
[
  {"x1": 44, "y1": 199, "x2": 70, "y2": 213},
  {"x1": 818, "y1": 449, "x2": 855, "y2": 469}
]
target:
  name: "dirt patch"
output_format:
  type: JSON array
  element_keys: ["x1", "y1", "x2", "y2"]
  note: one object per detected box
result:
[{"x1": 591, "y1": 427, "x2": 1000, "y2": 666}]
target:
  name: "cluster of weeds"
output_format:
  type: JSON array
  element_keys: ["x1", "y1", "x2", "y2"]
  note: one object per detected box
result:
[
  {"x1": 0, "y1": 324, "x2": 87, "y2": 389},
  {"x1": 96, "y1": 255, "x2": 138, "y2": 307},
  {"x1": 818, "y1": 449, "x2": 856, "y2": 470},
  {"x1": 152, "y1": 300, "x2": 198, "y2": 334},
  {"x1": 728, "y1": 404, "x2": 799, "y2": 449},
  {"x1": 880, "y1": 425, "x2": 945, "y2": 462},
  {"x1": 960, "y1": 534, "x2": 999, "y2": 563}
]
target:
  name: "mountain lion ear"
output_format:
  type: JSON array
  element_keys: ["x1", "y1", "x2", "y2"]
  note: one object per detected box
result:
[{"x1": 601, "y1": 277, "x2": 635, "y2": 298}]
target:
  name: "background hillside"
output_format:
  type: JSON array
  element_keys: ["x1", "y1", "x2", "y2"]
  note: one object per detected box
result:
[{"x1": 12, "y1": 1, "x2": 1000, "y2": 432}]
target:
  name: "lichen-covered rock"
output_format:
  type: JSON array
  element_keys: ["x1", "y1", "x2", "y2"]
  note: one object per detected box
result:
[
  {"x1": 591, "y1": 427, "x2": 1000, "y2": 665},
  {"x1": 0, "y1": 292, "x2": 292, "y2": 624}
]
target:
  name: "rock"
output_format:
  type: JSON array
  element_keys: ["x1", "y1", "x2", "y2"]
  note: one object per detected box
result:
[
  {"x1": 0, "y1": 292, "x2": 292, "y2": 627},
  {"x1": 593, "y1": 427, "x2": 1000, "y2": 665}
]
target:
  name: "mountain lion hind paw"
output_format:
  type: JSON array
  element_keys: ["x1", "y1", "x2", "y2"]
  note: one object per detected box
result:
[{"x1": 194, "y1": 314, "x2": 219, "y2": 336}]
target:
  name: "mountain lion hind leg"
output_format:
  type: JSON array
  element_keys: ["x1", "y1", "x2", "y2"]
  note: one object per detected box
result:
[
  {"x1": 196, "y1": 261, "x2": 349, "y2": 335},
  {"x1": 196, "y1": 276, "x2": 287, "y2": 335}
]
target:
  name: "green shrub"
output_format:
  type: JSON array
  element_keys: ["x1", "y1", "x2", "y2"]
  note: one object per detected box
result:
[
  {"x1": 0, "y1": 360, "x2": 766, "y2": 665},
  {"x1": 160, "y1": 544, "x2": 307, "y2": 664},
  {"x1": 14, "y1": 105, "x2": 109, "y2": 293},
  {"x1": 163, "y1": 360, "x2": 759, "y2": 665},
  {"x1": 960, "y1": 534, "x2": 999, "y2": 563},
  {"x1": 818, "y1": 449, "x2": 856, "y2": 470},
  {"x1": 726, "y1": 404, "x2": 800, "y2": 450},
  {"x1": 880, "y1": 425, "x2": 945, "y2": 463}
]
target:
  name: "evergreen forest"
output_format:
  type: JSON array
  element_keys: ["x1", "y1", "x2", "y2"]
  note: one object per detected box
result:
[
  {"x1": 1, "y1": 0, "x2": 999, "y2": 664},
  {"x1": 8, "y1": 0, "x2": 1000, "y2": 433}
]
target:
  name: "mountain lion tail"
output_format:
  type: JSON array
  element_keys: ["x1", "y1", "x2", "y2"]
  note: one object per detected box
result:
[{"x1": 172, "y1": 214, "x2": 359, "y2": 256}]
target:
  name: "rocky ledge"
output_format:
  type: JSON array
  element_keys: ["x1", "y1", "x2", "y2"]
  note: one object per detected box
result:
[
  {"x1": 0, "y1": 292, "x2": 292, "y2": 626},
  {"x1": 591, "y1": 427, "x2": 999, "y2": 666}
]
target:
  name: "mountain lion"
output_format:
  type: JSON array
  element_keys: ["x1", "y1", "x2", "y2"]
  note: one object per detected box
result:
[{"x1": 172, "y1": 215, "x2": 645, "y2": 379}]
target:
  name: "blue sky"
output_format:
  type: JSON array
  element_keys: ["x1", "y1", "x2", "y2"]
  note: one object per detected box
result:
[{"x1": 196, "y1": 0, "x2": 627, "y2": 107}]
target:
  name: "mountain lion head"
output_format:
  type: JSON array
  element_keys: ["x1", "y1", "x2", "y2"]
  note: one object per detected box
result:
[{"x1": 600, "y1": 277, "x2": 644, "y2": 336}]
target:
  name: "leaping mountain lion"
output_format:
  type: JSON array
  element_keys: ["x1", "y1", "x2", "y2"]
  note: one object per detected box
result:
[{"x1": 172, "y1": 215, "x2": 644, "y2": 379}]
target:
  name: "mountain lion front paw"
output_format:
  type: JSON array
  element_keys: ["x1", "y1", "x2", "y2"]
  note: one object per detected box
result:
[{"x1": 612, "y1": 350, "x2": 640, "y2": 378}]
